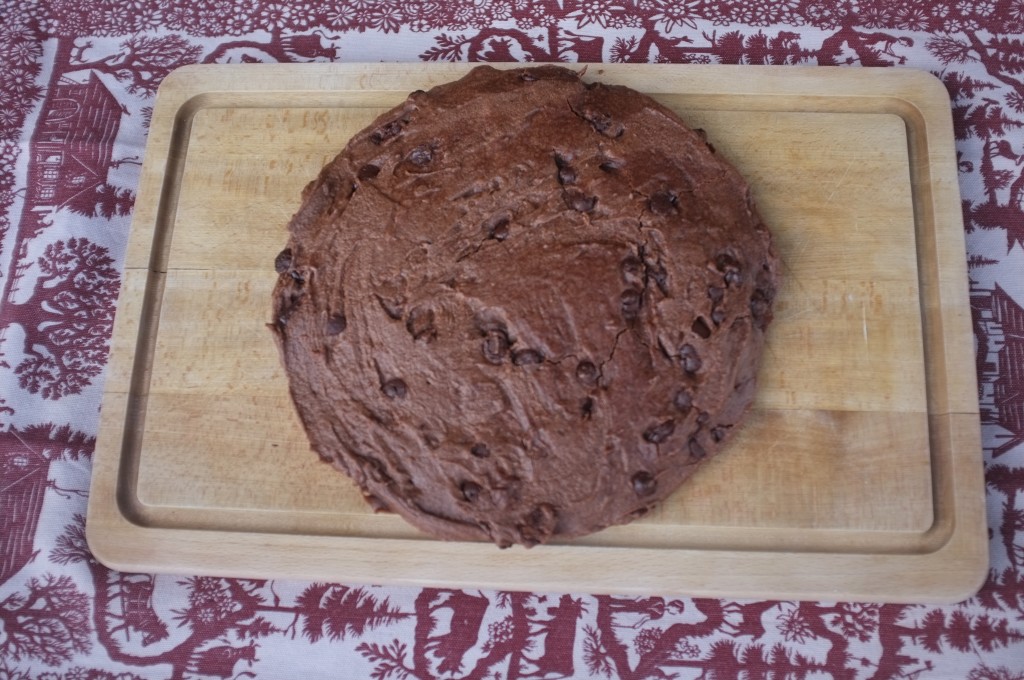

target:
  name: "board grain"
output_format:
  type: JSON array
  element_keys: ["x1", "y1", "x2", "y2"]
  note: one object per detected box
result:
[{"x1": 88, "y1": 63, "x2": 985, "y2": 602}]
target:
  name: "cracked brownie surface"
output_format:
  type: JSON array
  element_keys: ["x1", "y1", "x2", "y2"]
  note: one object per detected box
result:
[{"x1": 270, "y1": 65, "x2": 779, "y2": 547}]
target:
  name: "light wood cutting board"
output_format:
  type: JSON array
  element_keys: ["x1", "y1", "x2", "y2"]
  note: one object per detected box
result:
[{"x1": 88, "y1": 63, "x2": 986, "y2": 603}]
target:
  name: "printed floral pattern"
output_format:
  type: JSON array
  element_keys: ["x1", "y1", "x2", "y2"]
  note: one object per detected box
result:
[{"x1": 1, "y1": 0, "x2": 1022, "y2": 677}]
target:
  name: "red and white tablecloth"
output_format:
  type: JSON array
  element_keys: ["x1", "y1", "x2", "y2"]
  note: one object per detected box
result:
[{"x1": 2, "y1": 2, "x2": 1023, "y2": 678}]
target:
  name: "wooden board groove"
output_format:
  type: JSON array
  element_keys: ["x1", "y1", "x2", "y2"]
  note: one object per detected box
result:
[{"x1": 88, "y1": 63, "x2": 985, "y2": 603}]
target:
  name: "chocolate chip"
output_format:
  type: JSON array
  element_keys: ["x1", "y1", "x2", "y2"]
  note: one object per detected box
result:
[
  {"x1": 621, "y1": 255, "x2": 644, "y2": 284},
  {"x1": 599, "y1": 157, "x2": 623, "y2": 172},
  {"x1": 645, "y1": 260, "x2": 669, "y2": 296},
  {"x1": 461, "y1": 481, "x2": 481, "y2": 502},
  {"x1": 689, "y1": 437, "x2": 707, "y2": 459},
  {"x1": 697, "y1": 411, "x2": 710, "y2": 426},
  {"x1": 357, "y1": 163, "x2": 381, "y2": 180},
  {"x1": 708, "y1": 286, "x2": 725, "y2": 305},
  {"x1": 376, "y1": 295, "x2": 405, "y2": 320},
  {"x1": 557, "y1": 165, "x2": 577, "y2": 186},
  {"x1": 512, "y1": 349, "x2": 543, "y2": 366},
  {"x1": 679, "y1": 344, "x2": 702, "y2": 374},
  {"x1": 289, "y1": 269, "x2": 305, "y2": 284},
  {"x1": 325, "y1": 313, "x2": 347, "y2": 335},
  {"x1": 673, "y1": 389, "x2": 693, "y2": 413},
  {"x1": 522, "y1": 504, "x2": 557, "y2": 545},
  {"x1": 581, "y1": 397, "x2": 595, "y2": 420},
  {"x1": 691, "y1": 317, "x2": 712, "y2": 339},
  {"x1": 381, "y1": 378, "x2": 407, "y2": 400},
  {"x1": 481, "y1": 329, "x2": 510, "y2": 365},
  {"x1": 750, "y1": 286, "x2": 775, "y2": 330},
  {"x1": 715, "y1": 253, "x2": 742, "y2": 286},
  {"x1": 470, "y1": 443, "x2": 491, "y2": 458},
  {"x1": 370, "y1": 119, "x2": 403, "y2": 144},
  {"x1": 711, "y1": 426, "x2": 728, "y2": 442},
  {"x1": 485, "y1": 214, "x2": 511, "y2": 241},
  {"x1": 274, "y1": 247, "x2": 293, "y2": 274},
  {"x1": 711, "y1": 307, "x2": 727, "y2": 326},
  {"x1": 521, "y1": 71, "x2": 537, "y2": 82},
  {"x1": 621, "y1": 289, "x2": 642, "y2": 322},
  {"x1": 406, "y1": 144, "x2": 433, "y2": 167},
  {"x1": 577, "y1": 105, "x2": 624, "y2": 138},
  {"x1": 406, "y1": 306, "x2": 436, "y2": 342},
  {"x1": 749, "y1": 266, "x2": 777, "y2": 331},
  {"x1": 750, "y1": 298, "x2": 770, "y2": 327},
  {"x1": 715, "y1": 253, "x2": 740, "y2": 273},
  {"x1": 643, "y1": 419, "x2": 676, "y2": 444},
  {"x1": 563, "y1": 188, "x2": 597, "y2": 213},
  {"x1": 275, "y1": 295, "x2": 298, "y2": 329},
  {"x1": 648, "y1": 190, "x2": 678, "y2": 215},
  {"x1": 632, "y1": 471, "x2": 657, "y2": 497},
  {"x1": 576, "y1": 360, "x2": 599, "y2": 386}
]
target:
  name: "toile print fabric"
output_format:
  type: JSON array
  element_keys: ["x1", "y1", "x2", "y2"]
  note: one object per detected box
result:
[{"x1": 1, "y1": 1, "x2": 1023, "y2": 678}]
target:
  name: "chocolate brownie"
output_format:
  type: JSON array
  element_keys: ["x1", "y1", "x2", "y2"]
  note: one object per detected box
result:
[{"x1": 270, "y1": 65, "x2": 778, "y2": 547}]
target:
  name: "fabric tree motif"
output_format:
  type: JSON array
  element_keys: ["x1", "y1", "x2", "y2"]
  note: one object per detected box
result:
[
  {"x1": 295, "y1": 582, "x2": 409, "y2": 643},
  {"x1": 5, "y1": 238, "x2": 120, "y2": 400},
  {"x1": 0, "y1": 574, "x2": 92, "y2": 666},
  {"x1": 69, "y1": 35, "x2": 203, "y2": 97}
]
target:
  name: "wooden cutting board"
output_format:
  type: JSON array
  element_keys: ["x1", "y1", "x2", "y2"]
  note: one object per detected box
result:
[{"x1": 88, "y1": 63, "x2": 985, "y2": 603}]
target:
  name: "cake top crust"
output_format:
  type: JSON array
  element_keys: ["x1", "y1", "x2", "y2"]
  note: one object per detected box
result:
[{"x1": 271, "y1": 65, "x2": 779, "y2": 547}]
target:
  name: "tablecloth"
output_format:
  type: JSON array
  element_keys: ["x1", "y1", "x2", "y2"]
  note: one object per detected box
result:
[{"x1": 1, "y1": 1, "x2": 1022, "y2": 678}]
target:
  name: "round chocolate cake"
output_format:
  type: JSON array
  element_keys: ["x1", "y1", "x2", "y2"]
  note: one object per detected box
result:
[{"x1": 270, "y1": 65, "x2": 778, "y2": 547}]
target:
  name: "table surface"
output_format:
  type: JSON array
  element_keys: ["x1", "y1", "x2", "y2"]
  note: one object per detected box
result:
[{"x1": 1, "y1": 2, "x2": 1021, "y2": 679}]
